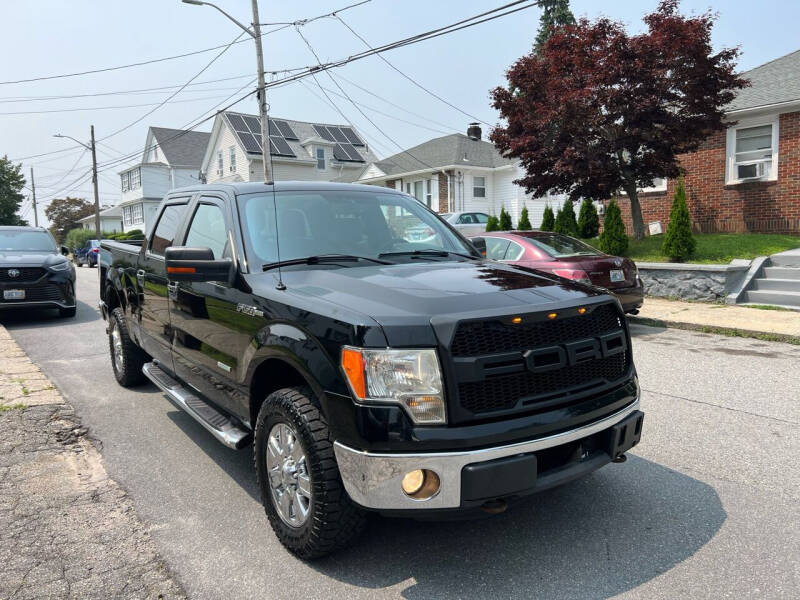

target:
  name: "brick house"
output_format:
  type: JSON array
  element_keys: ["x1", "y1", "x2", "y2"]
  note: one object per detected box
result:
[{"x1": 610, "y1": 49, "x2": 800, "y2": 234}]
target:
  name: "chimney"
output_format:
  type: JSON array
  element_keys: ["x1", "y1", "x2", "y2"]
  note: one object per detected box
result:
[{"x1": 467, "y1": 122, "x2": 482, "y2": 141}]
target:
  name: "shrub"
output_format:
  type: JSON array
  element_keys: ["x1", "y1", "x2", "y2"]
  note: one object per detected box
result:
[
  {"x1": 125, "y1": 229, "x2": 144, "y2": 239},
  {"x1": 485, "y1": 215, "x2": 500, "y2": 232},
  {"x1": 577, "y1": 198, "x2": 600, "y2": 238},
  {"x1": 597, "y1": 199, "x2": 628, "y2": 255},
  {"x1": 540, "y1": 204, "x2": 555, "y2": 231},
  {"x1": 662, "y1": 177, "x2": 696, "y2": 262},
  {"x1": 498, "y1": 206, "x2": 513, "y2": 231},
  {"x1": 64, "y1": 228, "x2": 96, "y2": 251},
  {"x1": 553, "y1": 199, "x2": 578, "y2": 237},
  {"x1": 517, "y1": 205, "x2": 532, "y2": 230}
]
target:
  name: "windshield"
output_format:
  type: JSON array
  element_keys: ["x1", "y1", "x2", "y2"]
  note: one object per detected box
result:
[
  {"x1": 527, "y1": 234, "x2": 602, "y2": 258},
  {"x1": 237, "y1": 190, "x2": 476, "y2": 268},
  {"x1": 0, "y1": 230, "x2": 57, "y2": 253}
]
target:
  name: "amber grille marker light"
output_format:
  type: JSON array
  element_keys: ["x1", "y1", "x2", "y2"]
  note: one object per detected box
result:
[
  {"x1": 578, "y1": 307, "x2": 587, "y2": 315},
  {"x1": 547, "y1": 312, "x2": 557, "y2": 320},
  {"x1": 511, "y1": 316, "x2": 522, "y2": 324},
  {"x1": 341, "y1": 348, "x2": 366, "y2": 399}
]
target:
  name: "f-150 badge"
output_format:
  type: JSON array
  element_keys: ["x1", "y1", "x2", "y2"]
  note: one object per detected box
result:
[{"x1": 236, "y1": 303, "x2": 264, "y2": 317}]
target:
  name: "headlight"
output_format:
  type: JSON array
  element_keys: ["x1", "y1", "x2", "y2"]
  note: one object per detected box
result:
[
  {"x1": 341, "y1": 347, "x2": 446, "y2": 424},
  {"x1": 49, "y1": 261, "x2": 71, "y2": 271}
]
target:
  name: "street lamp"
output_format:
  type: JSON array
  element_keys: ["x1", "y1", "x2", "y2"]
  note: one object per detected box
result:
[
  {"x1": 182, "y1": 0, "x2": 272, "y2": 182},
  {"x1": 54, "y1": 128, "x2": 101, "y2": 238}
]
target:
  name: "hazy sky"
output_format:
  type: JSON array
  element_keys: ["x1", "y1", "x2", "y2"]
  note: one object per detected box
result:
[{"x1": 3, "y1": 0, "x2": 799, "y2": 226}]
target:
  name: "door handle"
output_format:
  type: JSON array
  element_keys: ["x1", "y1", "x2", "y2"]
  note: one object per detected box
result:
[
  {"x1": 136, "y1": 269, "x2": 145, "y2": 281},
  {"x1": 167, "y1": 282, "x2": 179, "y2": 291}
]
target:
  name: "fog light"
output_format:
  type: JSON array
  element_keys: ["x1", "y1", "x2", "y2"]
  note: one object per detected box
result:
[{"x1": 401, "y1": 469, "x2": 441, "y2": 500}]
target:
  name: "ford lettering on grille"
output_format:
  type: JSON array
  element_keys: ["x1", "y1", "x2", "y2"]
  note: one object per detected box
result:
[{"x1": 524, "y1": 331, "x2": 627, "y2": 373}]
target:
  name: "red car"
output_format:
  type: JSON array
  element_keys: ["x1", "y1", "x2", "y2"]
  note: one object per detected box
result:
[{"x1": 472, "y1": 231, "x2": 643, "y2": 314}]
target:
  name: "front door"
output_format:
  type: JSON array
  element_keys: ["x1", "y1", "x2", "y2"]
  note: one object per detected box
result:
[{"x1": 137, "y1": 201, "x2": 189, "y2": 371}]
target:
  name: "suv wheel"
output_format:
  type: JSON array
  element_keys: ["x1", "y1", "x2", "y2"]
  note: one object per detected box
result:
[
  {"x1": 254, "y1": 386, "x2": 366, "y2": 559},
  {"x1": 109, "y1": 307, "x2": 147, "y2": 387}
]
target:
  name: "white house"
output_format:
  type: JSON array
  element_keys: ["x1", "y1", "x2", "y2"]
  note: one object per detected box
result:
[
  {"x1": 118, "y1": 127, "x2": 210, "y2": 234},
  {"x1": 356, "y1": 124, "x2": 564, "y2": 226},
  {"x1": 77, "y1": 205, "x2": 124, "y2": 233},
  {"x1": 201, "y1": 111, "x2": 378, "y2": 184}
]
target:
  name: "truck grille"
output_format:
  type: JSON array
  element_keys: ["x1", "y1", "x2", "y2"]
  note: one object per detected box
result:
[
  {"x1": 0, "y1": 267, "x2": 46, "y2": 283},
  {"x1": 447, "y1": 303, "x2": 630, "y2": 420}
]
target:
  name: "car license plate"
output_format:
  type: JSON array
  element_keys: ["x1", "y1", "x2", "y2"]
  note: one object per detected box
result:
[
  {"x1": 3, "y1": 289, "x2": 25, "y2": 300},
  {"x1": 610, "y1": 269, "x2": 625, "y2": 282}
]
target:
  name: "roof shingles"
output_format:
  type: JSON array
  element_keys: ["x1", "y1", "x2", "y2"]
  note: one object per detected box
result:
[{"x1": 727, "y1": 49, "x2": 800, "y2": 112}]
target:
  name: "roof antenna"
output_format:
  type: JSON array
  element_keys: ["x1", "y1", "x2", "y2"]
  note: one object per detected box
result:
[{"x1": 263, "y1": 101, "x2": 285, "y2": 291}]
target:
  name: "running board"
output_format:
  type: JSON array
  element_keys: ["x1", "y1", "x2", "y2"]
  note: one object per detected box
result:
[{"x1": 142, "y1": 362, "x2": 251, "y2": 449}]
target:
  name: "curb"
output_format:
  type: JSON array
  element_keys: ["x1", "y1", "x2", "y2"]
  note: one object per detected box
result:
[{"x1": 627, "y1": 316, "x2": 800, "y2": 346}]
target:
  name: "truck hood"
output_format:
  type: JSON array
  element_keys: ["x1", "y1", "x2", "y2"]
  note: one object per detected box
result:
[{"x1": 269, "y1": 260, "x2": 609, "y2": 345}]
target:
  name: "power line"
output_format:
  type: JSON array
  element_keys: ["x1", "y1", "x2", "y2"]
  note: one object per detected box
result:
[
  {"x1": 0, "y1": 93, "x2": 246, "y2": 116},
  {"x1": 35, "y1": 149, "x2": 88, "y2": 189}
]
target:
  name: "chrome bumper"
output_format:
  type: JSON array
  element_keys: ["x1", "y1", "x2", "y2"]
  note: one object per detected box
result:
[{"x1": 334, "y1": 399, "x2": 640, "y2": 510}]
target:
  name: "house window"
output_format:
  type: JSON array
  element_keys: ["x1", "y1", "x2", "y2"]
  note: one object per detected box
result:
[
  {"x1": 217, "y1": 151, "x2": 223, "y2": 176},
  {"x1": 413, "y1": 180, "x2": 424, "y2": 203},
  {"x1": 129, "y1": 168, "x2": 141, "y2": 190},
  {"x1": 473, "y1": 176, "x2": 486, "y2": 198},
  {"x1": 425, "y1": 180, "x2": 432, "y2": 207},
  {"x1": 123, "y1": 204, "x2": 144, "y2": 227},
  {"x1": 316, "y1": 147, "x2": 326, "y2": 170},
  {"x1": 121, "y1": 172, "x2": 129, "y2": 192},
  {"x1": 406, "y1": 183, "x2": 412, "y2": 195},
  {"x1": 229, "y1": 147, "x2": 236, "y2": 172},
  {"x1": 726, "y1": 119, "x2": 779, "y2": 183}
]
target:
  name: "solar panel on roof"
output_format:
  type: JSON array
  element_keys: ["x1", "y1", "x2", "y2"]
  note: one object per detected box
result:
[
  {"x1": 227, "y1": 114, "x2": 250, "y2": 133},
  {"x1": 332, "y1": 144, "x2": 349, "y2": 162},
  {"x1": 275, "y1": 120, "x2": 298, "y2": 140},
  {"x1": 340, "y1": 143, "x2": 364, "y2": 162},
  {"x1": 313, "y1": 125, "x2": 335, "y2": 142},
  {"x1": 329, "y1": 127, "x2": 349, "y2": 144},
  {"x1": 270, "y1": 136, "x2": 295, "y2": 157},
  {"x1": 340, "y1": 127, "x2": 364, "y2": 146},
  {"x1": 267, "y1": 119, "x2": 280, "y2": 136},
  {"x1": 239, "y1": 132, "x2": 262, "y2": 153},
  {"x1": 243, "y1": 115, "x2": 261, "y2": 134}
]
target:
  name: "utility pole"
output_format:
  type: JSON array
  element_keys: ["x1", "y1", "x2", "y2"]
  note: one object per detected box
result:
[
  {"x1": 29, "y1": 167, "x2": 38, "y2": 227},
  {"x1": 90, "y1": 125, "x2": 101, "y2": 237},
  {"x1": 182, "y1": 0, "x2": 272, "y2": 182}
]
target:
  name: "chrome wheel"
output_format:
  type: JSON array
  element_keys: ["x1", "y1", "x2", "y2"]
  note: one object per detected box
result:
[
  {"x1": 111, "y1": 323, "x2": 124, "y2": 373},
  {"x1": 266, "y1": 423, "x2": 311, "y2": 527}
]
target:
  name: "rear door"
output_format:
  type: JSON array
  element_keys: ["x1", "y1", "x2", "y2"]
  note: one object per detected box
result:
[{"x1": 137, "y1": 199, "x2": 191, "y2": 371}]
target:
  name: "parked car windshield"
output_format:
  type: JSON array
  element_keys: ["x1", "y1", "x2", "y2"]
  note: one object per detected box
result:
[
  {"x1": 237, "y1": 190, "x2": 477, "y2": 267},
  {"x1": 526, "y1": 233, "x2": 603, "y2": 258},
  {"x1": 0, "y1": 230, "x2": 57, "y2": 253}
]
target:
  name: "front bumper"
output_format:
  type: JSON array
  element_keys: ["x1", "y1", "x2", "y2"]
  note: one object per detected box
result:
[
  {"x1": 0, "y1": 275, "x2": 75, "y2": 311},
  {"x1": 334, "y1": 398, "x2": 642, "y2": 511}
]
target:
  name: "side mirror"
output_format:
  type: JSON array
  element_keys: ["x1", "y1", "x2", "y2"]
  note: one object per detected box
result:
[
  {"x1": 60, "y1": 246, "x2": 69, "y2": 256},
  {"x1": 470, "y1": 237, "x2": 487, "y2": 258},
  {"x1": 165, "y1": 246, "x2": 233, "y2": 283}
]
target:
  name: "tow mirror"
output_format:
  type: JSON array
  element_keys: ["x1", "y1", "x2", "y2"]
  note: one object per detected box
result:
[
  {"x1": 470, "y1": 237, "x2": 487, "y2": 258},
  {"x1": 165, "y1": 246, "x2": 233, "y2": 283}
]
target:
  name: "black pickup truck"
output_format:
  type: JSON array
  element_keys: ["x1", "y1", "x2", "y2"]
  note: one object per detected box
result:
[{"x1": 99, "y1": 182, "x2": 643, "y2": 559}]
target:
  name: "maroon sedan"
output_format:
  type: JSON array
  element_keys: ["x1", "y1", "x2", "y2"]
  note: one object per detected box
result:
[{"x1": 472, "y1": 231, "x2": 643, "y2": 314}]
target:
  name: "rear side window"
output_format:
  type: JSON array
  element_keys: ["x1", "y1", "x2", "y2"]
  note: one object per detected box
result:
[
  {"x1": 474, "y1": 213, "x2": 489, "y2": 224},
  {"x1": 185, "y1": 204, "x2": 228, "y2": 260},
  {"x1": 505, "y1": 241, "x2": 525, "y2": 260},
  {"x1": 485, "y1": 238, "x2": 510, "y2": 260},
  {"x1": 150, "y1": 204, "x2": 187, "y2": 255}
]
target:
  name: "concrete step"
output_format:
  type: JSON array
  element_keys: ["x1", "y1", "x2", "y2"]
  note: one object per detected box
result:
[
  {"x1": 763, "y1": 266, "x2": 800, "y2": 280},
  {"x1": 743, "y1": 289, "x2": 800, "y2": 307},
  {"x1": 770, "y1": 251, "x2": 800, "y2": 268},
  {"x1": 751, "y1": 278, "x2": 800, "y2": 293}
]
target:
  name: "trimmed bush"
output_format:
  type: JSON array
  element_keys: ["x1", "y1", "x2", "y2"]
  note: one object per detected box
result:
[
  {"x1": 498, "y1": 206, "x2": 513, "y2": 231},
  {"x1": 540, "y1": 204, "x2": 555, "y2": 231},
  {"x1": 597, "y1": 199, "x2": 628, "y2": 255},
  {"x1": 64, "y1": 228, "x2": 96, "y2": 251},
  {"x1": 517, "y1": 205, "x2": 532, "y2": 230},
  {"x1": 577, "y1": 198, "x2": 600, "y2": 239},
  {"x1": 125, "y1": 229, "x2": 144, "y2": 239},
  {"x1": 553, "y1": 199, "x2": 578, "y2": 237},
  {"x1": 485, "y1": 215, "x2": 500, "y2": 232},
  {"x1": 662, "y1": 177, "x2": 696, "y2": 262}
]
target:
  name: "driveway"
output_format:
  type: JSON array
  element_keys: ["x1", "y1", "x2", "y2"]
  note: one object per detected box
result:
[{"x1": 2, "y1": 266, "x2": 798, "y2": 599}]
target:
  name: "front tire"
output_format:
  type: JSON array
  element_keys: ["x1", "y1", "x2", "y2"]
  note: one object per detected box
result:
[
  {"x1": 254, "y1": 386, "x2": 366, "y2": 559},
  {"x1": 109, "y1": 307, "x2": 147, "y2": 387}
]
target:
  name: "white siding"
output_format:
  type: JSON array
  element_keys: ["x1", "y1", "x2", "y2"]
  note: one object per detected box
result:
[
  {"x1": 250, "y1": 158, "x2": 365, "y2": 183},
  {"x1": 206, "y1": 124, "x2": 250, "y2": 183},
  {"x1": 359, "y1": 163, "x2": 386, "y2": 180}
]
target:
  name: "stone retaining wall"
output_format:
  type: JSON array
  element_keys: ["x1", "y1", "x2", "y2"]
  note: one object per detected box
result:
[{"x1": 636, "y1": 261, "x2": 751, "y2": 302}]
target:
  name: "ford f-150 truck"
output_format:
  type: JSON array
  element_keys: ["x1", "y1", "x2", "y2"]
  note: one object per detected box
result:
[{"x1": 99, "y1": 182, "x2": 643, "y2": 559}]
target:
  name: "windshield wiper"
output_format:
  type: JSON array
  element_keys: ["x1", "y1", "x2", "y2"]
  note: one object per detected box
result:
[
  {"x1": 262, "y1": 254, "x2": 391, "y2": 271},
  {"x1": 378, "y1": 249, "x2": 476, "y2": 260}
]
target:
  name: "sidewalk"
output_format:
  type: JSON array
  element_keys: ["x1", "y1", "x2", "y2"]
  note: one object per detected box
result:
[
  {"x1": 630, "y1": 297, "x2": 800, "y2": 343},
  {"x1": 0, "y1": 324, "x2": 185, "y2": 600}
]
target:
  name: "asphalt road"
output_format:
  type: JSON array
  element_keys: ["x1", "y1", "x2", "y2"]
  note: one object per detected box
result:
[{"x1": 3, "y1": 266, "x2": 799, "y2": 599}]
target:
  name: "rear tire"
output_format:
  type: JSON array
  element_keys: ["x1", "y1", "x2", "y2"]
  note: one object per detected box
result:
[
  {"x1": 109, "y1": 307, "x2": 147, "y2": 387},
  {"x1": 59, "y1": 306, "x2": 76, "y2": 318},
  {"x1": 254, "y1": 386, "x2": 366, "y2": 559}
]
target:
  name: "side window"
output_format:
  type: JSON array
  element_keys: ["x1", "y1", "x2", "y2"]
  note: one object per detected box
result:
[
  {"x1": 150, "y1": 204, "x2": 187, "y2": 255},
  {"x1": 485, "y1": 238, "x2": 510, "y2": 261},
  {"x1": 475, "y1": 213, "x2": 489, "y2": 224},
  {"x1": 185, "y1": 203, "x2": 228, "y2": 260},
  {"x1": 505, "y1": 241, "x2": 525, "y2": 261}
]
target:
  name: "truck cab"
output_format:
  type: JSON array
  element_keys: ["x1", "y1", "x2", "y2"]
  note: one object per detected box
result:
[{"x1": 99, "y1": 181, "x2": 642, "y2": 559}]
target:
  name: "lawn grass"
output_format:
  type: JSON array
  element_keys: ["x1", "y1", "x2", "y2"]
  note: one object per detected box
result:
[{"x1": 586, "y1": 233, "x2": 799, "y2": 264}]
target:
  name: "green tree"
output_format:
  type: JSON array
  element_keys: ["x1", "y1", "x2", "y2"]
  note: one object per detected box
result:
[
  {"x1": 553, "y1": 199, "x2": 578, "y2": 237},
  {"x1": 0, "y1": 156, "x2": 27, "y2": 226},
  {"x1": 534, "y1": 0, "x2": 576, "y2": 53},
  {"x1": 540, "y1": 204, "x2": 555, "y2": 231},
  {"x1": 517, "y1": 204, "x2": 532, "y2": 230},
  {"x1": 485, "y1": 215, "x2": 500, "y2": 232},
  {"x1": 598, "y1": 200, "x2": 629, "y2": 255},
  {"x1": 661, "y1": 177, "x2": 696, "y2": 261},
  {"x1": 498, "y1": 206, "x2": 513, "y2": 231},
  {"x1": 577, "y1": 198, "x2": 600, "y2": 238},
  {"x1": 45, "y1": 197, "x2": 93, "y2": 243}
]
